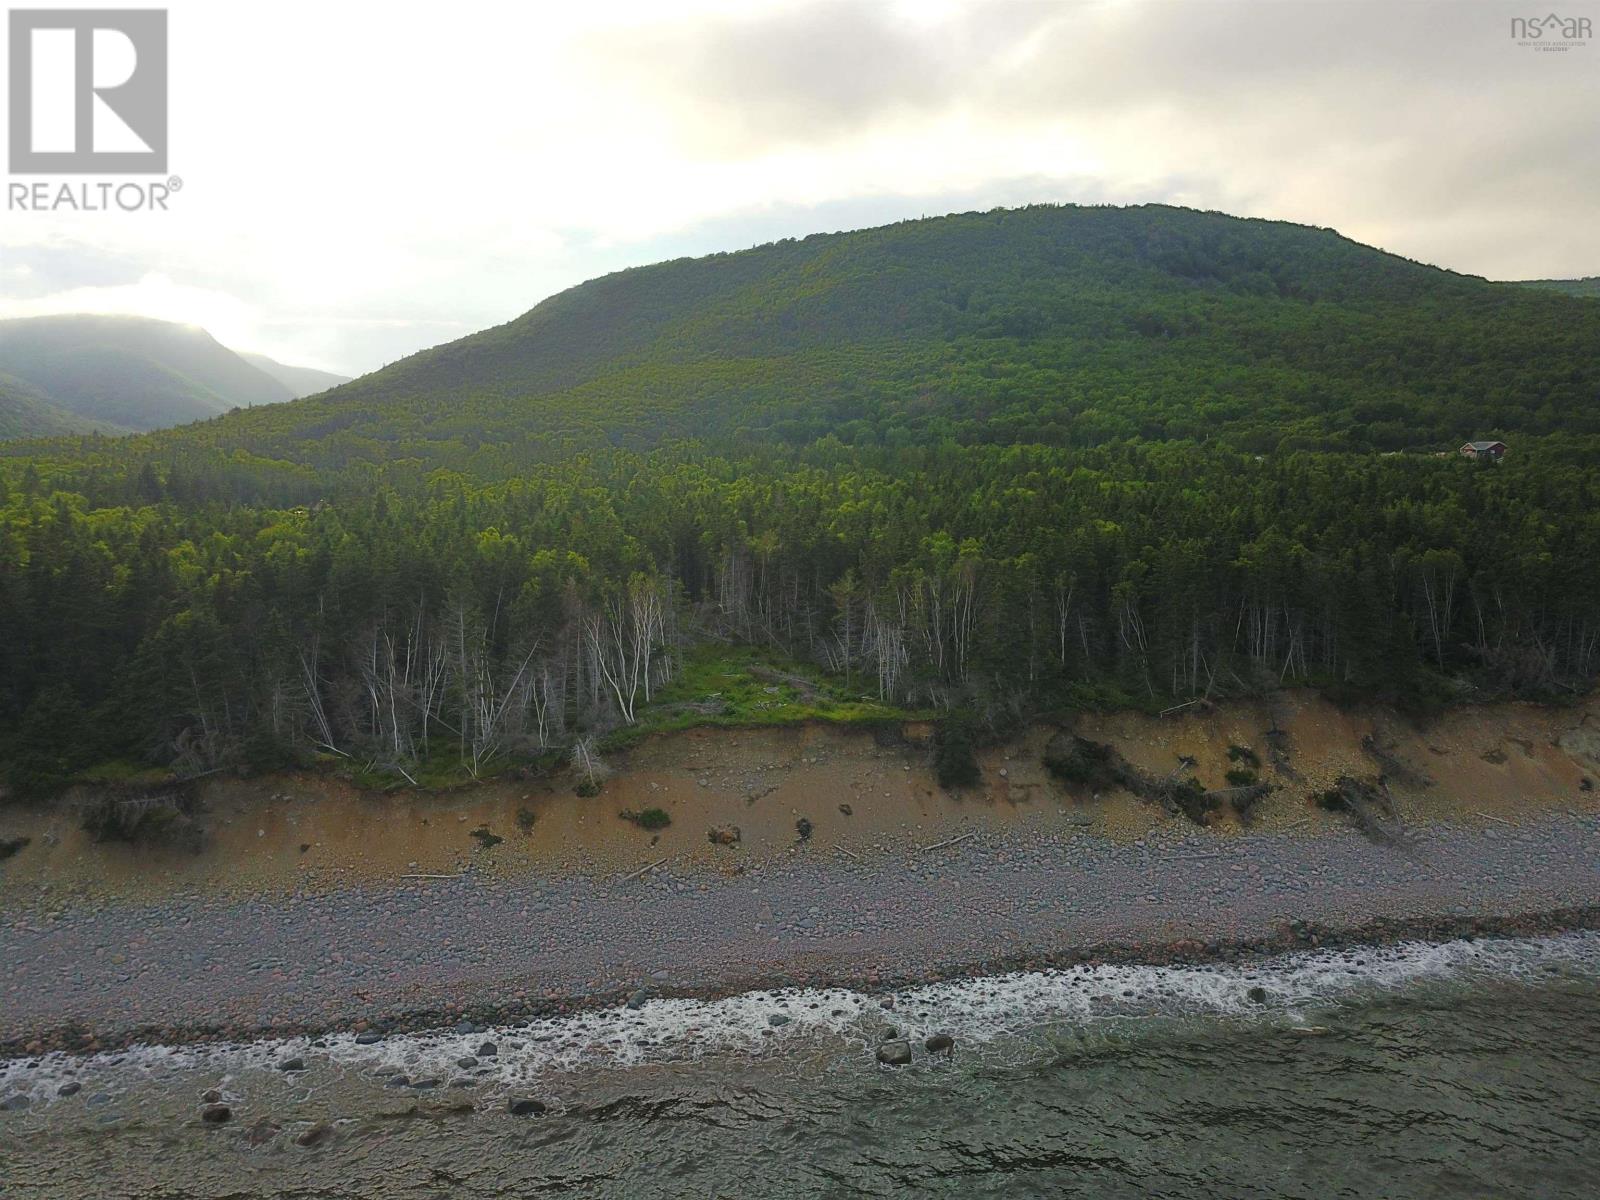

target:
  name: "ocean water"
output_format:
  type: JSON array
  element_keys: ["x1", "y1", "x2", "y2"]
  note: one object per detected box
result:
[{"x1": 2, "y1": 933, "x2": 1599, "y2": 1198}]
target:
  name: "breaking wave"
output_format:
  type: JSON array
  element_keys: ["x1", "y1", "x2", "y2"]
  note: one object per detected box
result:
[{"x1": 5, "y1": 930, "x2": 1599, "y2": 1107}]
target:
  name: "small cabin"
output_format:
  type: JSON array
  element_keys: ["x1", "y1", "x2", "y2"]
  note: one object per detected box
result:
[{"x1": 1460, "y1": 440, "x2": 1508, "y2": 462}]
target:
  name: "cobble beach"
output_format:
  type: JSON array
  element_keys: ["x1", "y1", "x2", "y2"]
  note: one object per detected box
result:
[{"x1": 4, "y1": 811, "x2": 1597, "y2": 1052}]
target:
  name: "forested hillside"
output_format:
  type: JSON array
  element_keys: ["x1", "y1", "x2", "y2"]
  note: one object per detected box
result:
[{"x1": 3, "y1": 205, "x2": 1599, "y2": 797}]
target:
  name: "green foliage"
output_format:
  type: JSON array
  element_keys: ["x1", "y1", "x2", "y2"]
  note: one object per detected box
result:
[
  {"x1": 1224, "y1": 766, "x2": 1259, "y2": 787},
  {"x1": 621, "y1": 806, "x2": 671, "y2": 831},
  {"x1": 4, "y1": 682, "x2": 92, "y2": 799}
]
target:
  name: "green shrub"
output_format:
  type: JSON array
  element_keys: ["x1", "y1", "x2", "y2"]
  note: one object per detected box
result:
[
  {"x1": 1043, "y1": 736, "x2": 1117, "y2": 787},
  {"x1": 1166, "y1": 777, "x2": 1218, "y2": 824},
  {"x1": 80, "y1": 791, "x2": 204, "y2": 852},
  {"x1": 1226, "y1": 744, "x2": 1261, "y2": 768},
  {"x1": 1225, "y1": 766, "x2": 1259, "y2": 787},
  {"x1": 621, "y1": 807, "x2": 671, "y2": 831},
  {"x1": 516, "y1": 806, "x2": 537, "y2": 833}
]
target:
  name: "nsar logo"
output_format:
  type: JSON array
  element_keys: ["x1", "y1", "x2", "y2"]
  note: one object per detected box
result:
[{"x1": 1510, "y1": 12, "x2": 1592, "y2": 50}]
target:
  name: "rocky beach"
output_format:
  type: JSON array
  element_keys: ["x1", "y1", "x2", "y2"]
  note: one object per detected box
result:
[
  {"x1": 2, "y1": 814, "x2": 1600, "y2": 1056},
  {"x1": 2, "y1": 691, "x2": 1598, "y2": 1053}
]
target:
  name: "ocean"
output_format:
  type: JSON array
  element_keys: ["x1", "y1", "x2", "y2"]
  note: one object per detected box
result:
[{"x1": 2, "y1": 932, "x2": 1598, "y2": 1198}]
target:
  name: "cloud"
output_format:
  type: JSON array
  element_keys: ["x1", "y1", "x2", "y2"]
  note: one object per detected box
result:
[
  {"x1": 2, "y1": 0, "x2": 1596, "y2": 373},
  {"x1": 589, "y1": 1, "x2": 1059, "y2": 154},
  {"x1": 0, "y1": 239, "x2": 149, "y2": 298}
]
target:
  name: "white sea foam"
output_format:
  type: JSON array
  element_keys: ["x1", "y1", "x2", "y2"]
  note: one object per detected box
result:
[{"x1": 5, "y1": 930, "x2": 1598, "y2": 1107}]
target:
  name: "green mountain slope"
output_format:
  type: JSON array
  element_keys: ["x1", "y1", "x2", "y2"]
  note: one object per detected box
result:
[
  {"x1": 1511, "y1": 277, "x2": 1600, "y2": 299},
  {"x1": 0, "y1": 315, "x2": 293, "y2": 433},
  {"x1": 175, "y1": 204, "x2": 1600, "y2": 468},
  {"x1": 237, "y1": 352, "x2": 350, "y2": 398}
]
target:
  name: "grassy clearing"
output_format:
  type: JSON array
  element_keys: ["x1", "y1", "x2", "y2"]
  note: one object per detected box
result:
[{"x1": 602, "y1": 645, "x2": 917, "y2": 750}]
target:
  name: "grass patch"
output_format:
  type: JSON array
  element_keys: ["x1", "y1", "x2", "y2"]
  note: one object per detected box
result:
[{"x1": 72, "y1": 760, "x2": 174, "y2": 788}]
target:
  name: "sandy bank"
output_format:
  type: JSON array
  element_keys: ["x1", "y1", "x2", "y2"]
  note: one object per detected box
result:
[{"x1": 2, "y1": 691, "x2": 1597, "y2": 905}]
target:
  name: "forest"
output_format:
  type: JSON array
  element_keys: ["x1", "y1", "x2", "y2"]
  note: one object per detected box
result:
[{"x1": 3, "y1": 204, "x2": 1600, "y2": 797}]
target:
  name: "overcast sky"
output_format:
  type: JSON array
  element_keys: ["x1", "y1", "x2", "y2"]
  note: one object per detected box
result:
[{"x1": 1, "y1": 0, "x2": 1596, "y2": 375}]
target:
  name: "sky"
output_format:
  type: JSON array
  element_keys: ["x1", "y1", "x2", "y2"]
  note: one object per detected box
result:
[{"x1": 1, "y1": 0, "x2": 1596, "y2": 376}]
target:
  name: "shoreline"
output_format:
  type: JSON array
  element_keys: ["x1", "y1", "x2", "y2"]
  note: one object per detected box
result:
[
  {"x1": 5, "y1": 809, "x2": 1598, "y2": 1059},
  {"x1": 4, "y1": 694, "x2": 1599, "y2": 1060},
  {"x1": 6, "y1": 902, "x2": 1600, "y2": 1062}
]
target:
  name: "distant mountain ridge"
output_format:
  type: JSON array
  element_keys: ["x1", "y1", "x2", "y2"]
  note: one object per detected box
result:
[
  {"x1": 238, "y1": 353, "x2": 349, "y2": 399},
  {"x1": 0, "y1": 315, "x2": 347, "y2": 439}
]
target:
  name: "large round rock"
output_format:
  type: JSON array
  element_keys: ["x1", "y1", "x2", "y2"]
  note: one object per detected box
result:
[{"x1": 876, "y1": 1040, "x2": 913, "y2": 1066}]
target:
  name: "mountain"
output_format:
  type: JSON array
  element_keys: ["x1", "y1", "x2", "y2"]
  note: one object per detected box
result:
[
  {"x1": 1511, "y1": 277, "x2": 1600, "y2": 299},
  {"x1": 237, "y1": 352, "x2": 350, "y2": 398},
  {"x1": 172, "y1": 204, "x2": 1600, "y2": 468},
  {"x1": 0, "y1": 315, "x2": 293, "y2": 434}
]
